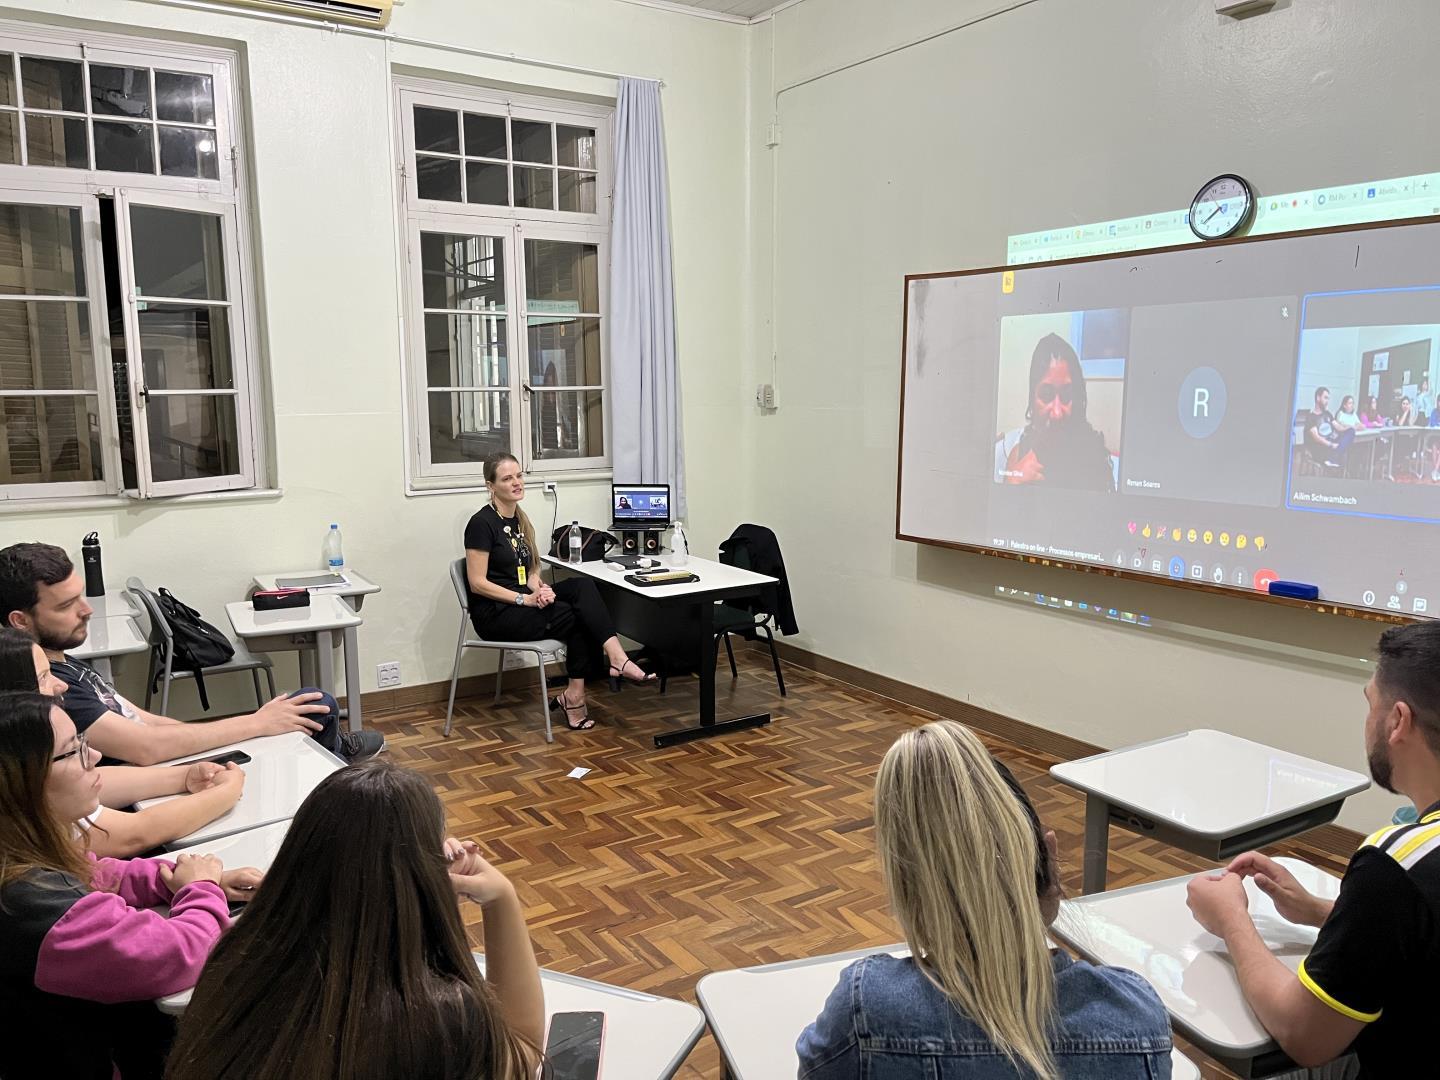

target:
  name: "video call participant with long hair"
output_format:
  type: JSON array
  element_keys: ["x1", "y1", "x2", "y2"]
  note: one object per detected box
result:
[
  {"x1": 0, "y1": 691, "x2": 244, "y2": 1080},
  {"x1": 799, "y1": 721, "x2": 1171, "y2": 1080},
  {"x1": 167, "y1": 760, "x2": 544, "y2": 1080},
  {"x1": 463, "y1": 452, "x2": 655, "y2": 731},
  {"x1": 995, "y1": 333, "x2": 1118, "y2": 492},
  {"x1": 0, "y1": 628, "x2": 249, "y2": 858}
]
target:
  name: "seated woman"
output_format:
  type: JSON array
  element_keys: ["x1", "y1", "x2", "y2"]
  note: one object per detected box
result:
[
  {"x1": 1396, "y1": 396, "x2": 1417, "y2": 427},
  {"x1": 798, "y1": 720, "x2": 1172, "y2": 1079},
  {"x1": 0, "y1": 628, "x2": 246, "y2": 856},
  {"x1": 1359, "y1": 395, "x2": 1388, "y2": 428},
  {"x1": 0, "y1": 691, "x2": 251, "y2": 1080},
  {"x1": 464, "y1": 452, "x2": 654, "y2": 731},
  {"x1": 166, "y1": 760, "x2": 544, "y2": 1080}
]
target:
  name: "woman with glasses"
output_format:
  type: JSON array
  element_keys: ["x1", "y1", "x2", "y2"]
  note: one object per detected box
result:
[
  {"x1": 994, "y1": 333, "x2": 1118, "y2": 492},
  {"x1": 0, "y1": 627, "x2": 249, "y2": 857},
  {"x1": 0, "y1": 691, "x2": 247, "y2": 1079}
]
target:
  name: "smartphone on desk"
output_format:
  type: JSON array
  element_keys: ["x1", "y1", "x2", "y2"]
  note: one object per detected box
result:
[
  {"x1": 197, "y1": 750, "x2": 252, "y2": 768},
  {"x1": 544, "y1": 1011, "x2": 604, "y2": 1080}
]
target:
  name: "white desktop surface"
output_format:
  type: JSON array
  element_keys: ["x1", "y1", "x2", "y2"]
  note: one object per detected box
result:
[
  {"x1": 138, "y1": 733, "x2": 342, "y2": 848},
  {"x1": 70, "y1": 614, "x2": 148, "y2": 661},
  {"x1": 225, "y1": 593, "x2": 362, "y2": 636},
  {"x1": 86, "y1": 589, "x2": 140, "y2": 620},
  {"x1": 540, "y1": 553, "x2": 774, "y2": 600},
  {"x1": 1052, "y1": 857, "x2": 1342, "y2": 1059},
  {"x1": 160, "y1": 818, "x2": 291, "y2": 870},
  {"x1": 477, "y1": 955, "x2": 704, "y2": 1080},
  {"x1": 697, "y1": 945, "x2": 1198, "y2": 1079},
  {"x1": 1050, "y1": 730, "x2": 1369, "y2": 838},
  {"x1": 251, "y1": 569, "x2": 381, "y2": 597}
]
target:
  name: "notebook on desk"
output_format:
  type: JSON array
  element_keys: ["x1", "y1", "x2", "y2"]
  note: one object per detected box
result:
[{"x1": 275, "y1": 573, "x2": 349, "y2": 589}]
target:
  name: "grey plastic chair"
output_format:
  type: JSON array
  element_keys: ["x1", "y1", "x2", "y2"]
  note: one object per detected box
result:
[
  {"x1": 445, "y1": 559, "x2": 564, "y2": 742},
  {"x1": 126, "y1": 576, "x2": 276, "y2": 716}
]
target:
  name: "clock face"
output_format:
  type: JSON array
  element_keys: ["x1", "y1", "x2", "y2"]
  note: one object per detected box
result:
[{"x1": 1190, "y1": 174, "x2": 1254, "y2": 240}]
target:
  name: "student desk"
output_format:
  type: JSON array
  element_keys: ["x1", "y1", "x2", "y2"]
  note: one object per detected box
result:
[
  {"x1": 250, "y1": 568, "x2": 381, "y2": 612},
  {"x1": 225, "y1": 594, "x2": 366, "y2": 733},
  {"x1": 1050, "y1": 730, "x2": 1369, "y2": 893},
  {"x1": 139, "y1": 732, "x2": 343, "y2": 849},
  {"x1": 160, "y1": 949, "x2": 707, "y2": 1080},
  {"x1": 697, "y1": 945, "x2": 1200, "y2": 1080},
  {"x1": 160, "y1": 818, "x2": 291, "y2": 871},
  {"x1": 540, "y1": 554, "x2": 778, "y2": 747},
  {"x1": 1051, "y1": 857, "x2": 1343, "y2": 1078},
  {"x1": 70, "y1": 613, "x2": 148, "y2": 680}
]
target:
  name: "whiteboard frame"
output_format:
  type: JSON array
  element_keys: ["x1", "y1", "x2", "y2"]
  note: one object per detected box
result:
[{"x1": 894, "y1": 214, "x2": 1440, "y2": 626}]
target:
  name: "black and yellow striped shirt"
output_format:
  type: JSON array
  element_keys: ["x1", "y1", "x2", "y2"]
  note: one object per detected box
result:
[{"x1": 1297, "y1": 801, "x2": 1440, "y2": 1077}]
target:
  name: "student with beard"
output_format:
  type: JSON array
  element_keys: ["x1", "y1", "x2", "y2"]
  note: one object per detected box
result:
[
  {"x1": 1187, "y1": 622, "x2": 1440, "y2": 1076},
  {"x1": 994, "y1": 333, "x2": 1117, "y2": 492}
]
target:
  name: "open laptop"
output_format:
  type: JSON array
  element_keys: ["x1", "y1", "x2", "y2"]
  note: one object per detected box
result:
[{"x1": 611, "y1": 483, "x2": 671, "y2": 532}]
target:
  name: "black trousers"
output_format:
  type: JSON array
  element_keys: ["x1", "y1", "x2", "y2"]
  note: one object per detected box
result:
[{"x1": 470, "y1": 576, "x2": 617, "y2": 679}]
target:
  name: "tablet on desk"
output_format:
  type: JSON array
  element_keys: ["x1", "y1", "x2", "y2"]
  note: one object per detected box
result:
[{"x1": 275, "y1": 573, "x2": 349, "y2": 589}]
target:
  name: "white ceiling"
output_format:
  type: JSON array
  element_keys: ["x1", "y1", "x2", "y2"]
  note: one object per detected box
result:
[{"x1": 651, "y1": 0, "x2": 792, "y2": 19}]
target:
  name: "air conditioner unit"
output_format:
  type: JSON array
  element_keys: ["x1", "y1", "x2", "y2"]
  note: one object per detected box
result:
[{"x1": 215, "y1": 0, "x2": 394, "y2": 29}]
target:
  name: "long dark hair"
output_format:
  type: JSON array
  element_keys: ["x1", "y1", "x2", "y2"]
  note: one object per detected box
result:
[
  {"x1": 1025, "y1": 333, "x2": 1088, "y2": 422},
  {"x1": 166, "y1": 761, "x2": 536, "y2": 1080},
  {"x1": 0, "y1": 691, "x2": 90, "y2": 889},
  {"x1": 0, "y1": 627, "x2": 39, "y2": 692}
]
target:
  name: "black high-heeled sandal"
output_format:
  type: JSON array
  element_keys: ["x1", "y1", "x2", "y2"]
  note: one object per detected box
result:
[
  {"x1": 552, "y1": 693, "x2": 595, "y2": 731},
  {"x1": 607, "y1": 658, "x2": 657, "y2": 689}
]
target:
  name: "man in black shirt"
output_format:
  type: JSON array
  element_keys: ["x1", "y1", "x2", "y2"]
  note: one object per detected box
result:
[
  {"x1": 1187, "y1": 622, "x2": 1440, "y2": 1076},
  {"x1": 0, "y1": 542, "x2": 382, "y2": 765},
  {"x1": 1303, "y1": 385, "x2": 1343, "y2": 469}
]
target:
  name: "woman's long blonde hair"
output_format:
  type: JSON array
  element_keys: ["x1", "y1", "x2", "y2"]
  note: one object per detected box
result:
[
  {"x1": 875, "y1": 720, "x2": 1059, "y2": 1079},
  {"x1": 483, "y1": 452, "x2": 538, "y2": 570}
]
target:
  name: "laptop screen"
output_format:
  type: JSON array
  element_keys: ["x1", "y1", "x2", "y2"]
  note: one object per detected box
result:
[{"x1": 612, "y1": 484, "x2": 671, "y2": 526}]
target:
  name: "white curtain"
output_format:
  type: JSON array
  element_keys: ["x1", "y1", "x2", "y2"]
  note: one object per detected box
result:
[{"x1": 609, "y1": 78, "x2": 686, "y2": 519}]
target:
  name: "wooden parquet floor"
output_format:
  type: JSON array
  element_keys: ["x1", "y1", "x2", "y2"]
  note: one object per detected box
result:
[{"x1": 367, "y1": 652, "x2": 1354, "y2": 1080}]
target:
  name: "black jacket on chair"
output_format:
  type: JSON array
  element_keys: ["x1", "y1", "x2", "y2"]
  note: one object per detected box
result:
[{"x1": 718, "y1": 524, "x2": 799, "y2": 636}]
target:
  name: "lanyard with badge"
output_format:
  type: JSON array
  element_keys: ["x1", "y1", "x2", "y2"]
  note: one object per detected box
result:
[{"x1": 503, "y1": 520, "x2": 531, "y2": 587}]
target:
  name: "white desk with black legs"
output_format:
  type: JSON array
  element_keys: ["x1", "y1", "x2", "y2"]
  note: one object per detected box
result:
[
  {"x1": 697, "y1": 945, "x2": 1201, "y2": 1080},
  {"x1": 541, "y1": 554, "x2": 777, "y2": 747},
  {"x1": 1051, "y1": 730, "x2": 1369, "y2": 893},
  {"x1": 225, "y1": 594, "x2": 366, "y2": 733}
]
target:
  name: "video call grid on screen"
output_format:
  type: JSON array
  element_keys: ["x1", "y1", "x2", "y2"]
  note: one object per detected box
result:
[
  {"x1": 612, "y1": 485, "x2": 670, "y2": 524},
  {"x1": 898, "y1": 217, "x2": 1440, "y2": 617}
]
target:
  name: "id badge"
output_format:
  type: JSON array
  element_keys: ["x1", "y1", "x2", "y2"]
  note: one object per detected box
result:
[{"x1": 517, "y1": 564, "x2": 528, "y2": 587}]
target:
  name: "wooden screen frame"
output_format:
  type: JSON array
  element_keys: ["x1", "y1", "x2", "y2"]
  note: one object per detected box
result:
[{"x1": 894, "y1": 214, "x2": 1440, "y2": 627}]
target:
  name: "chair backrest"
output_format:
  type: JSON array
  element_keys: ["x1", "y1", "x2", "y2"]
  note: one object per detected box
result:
[
  {"x1": 449, "y1": 559, "x2": 470, "y2": 609},
  {"x1": 125, "y1": 576, "x2": 172, "y2": 649}
]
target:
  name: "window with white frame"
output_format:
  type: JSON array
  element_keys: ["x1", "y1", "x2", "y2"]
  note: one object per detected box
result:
[
  {"x1": 0, "y1": 26, "x2": 259, "y2": 502},
  {"x1": 396, "y1": 80, "x2": 612, "y2": 489}
]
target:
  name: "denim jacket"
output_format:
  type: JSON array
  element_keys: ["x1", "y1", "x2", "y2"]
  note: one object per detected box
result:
[{"x1": 797, "y1": 951, "x2": 1172, "y2": 1079}]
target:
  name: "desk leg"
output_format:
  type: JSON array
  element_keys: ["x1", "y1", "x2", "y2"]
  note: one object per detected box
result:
[
  {"x1": 298, "y1": 648, "x2": 318, "y2": 688},
  {"x1": 1081, "y1": 796, "x2": 1110, "y2": 894},
  {"x1": 653, "y1": 598, "x2": 770, "y2": 748},
  {"x1": 315, "y1": 629, "x2": 337, "y2": 699},
  {"x1": 342, "y1": 623, "x2": 362, "y2": 733}
]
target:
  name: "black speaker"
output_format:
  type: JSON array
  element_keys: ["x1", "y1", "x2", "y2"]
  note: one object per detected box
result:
[
  {"x1": 642, "y1": 532, "x2": 661, "y2": 555},
  {"x1": 621, "y1": 530, "x2": 641, "y2": 554}
]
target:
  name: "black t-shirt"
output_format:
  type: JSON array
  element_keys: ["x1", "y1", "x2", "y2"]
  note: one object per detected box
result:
[
  {"x1": 52, "y1": 656, "x2": 141, "y2": 734},
  {"x1": 463, "y1": 504, "x2": 535, "y2": 616},
  {"x1": 1297, "y1": 805, "x2": 1440, "y2": 1077},
  {"x1": 1304, "y1": 409, "x2": 1337, "y2": 447}
]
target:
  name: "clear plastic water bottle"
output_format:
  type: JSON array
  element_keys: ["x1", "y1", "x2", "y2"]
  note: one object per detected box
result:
[
  {"x1": 323, "y1": 523, "x2": 345, "y2": 573},
  {"x1": 567, "y1": 520, "x2": 583, "y2": 564},
  {"x1": 671, "y1": 521, "x2": 689, "y2": 566}
]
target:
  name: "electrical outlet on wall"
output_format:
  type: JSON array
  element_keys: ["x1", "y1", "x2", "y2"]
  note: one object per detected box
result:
[
  {"x1": 543, "y1": 481, "x2": 557, "y2": 494},
  {"x1": 502, "y1": 648, "x2": 565, "y2": 671},
  {"x1": 376, "y1": 661, "x2": 401, "y2": 688}
]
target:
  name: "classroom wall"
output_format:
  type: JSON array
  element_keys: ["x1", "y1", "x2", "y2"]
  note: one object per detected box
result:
[
  {"x1": 4, "y1": 0, "x2": 749, "y2": 711},
  {"x1": 746, "y1": 0, "x2": 1440, "y2": 830}
]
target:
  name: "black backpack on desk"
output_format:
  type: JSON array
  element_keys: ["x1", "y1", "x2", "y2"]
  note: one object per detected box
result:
[{"x1": 153, "y1": 588, "x2": 236, "y2": 710}]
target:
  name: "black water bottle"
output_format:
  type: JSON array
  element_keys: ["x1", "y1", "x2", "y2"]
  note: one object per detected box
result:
[{"x1": 81, "y1": 532, "x2": 104, "y2": 597}]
